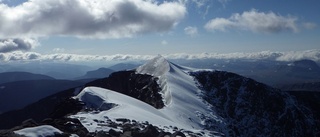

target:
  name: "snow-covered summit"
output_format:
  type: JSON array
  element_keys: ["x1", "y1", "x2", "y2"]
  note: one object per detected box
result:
[
  {"x1": 70, "y1": 56, "x2": 223, "y2": 136},
  {"x1": 136, "y1": 55, "x2": 170, "y2": 77},
  {"x1": 136, "y1": 55, "x2": 225, "y2": 134}
]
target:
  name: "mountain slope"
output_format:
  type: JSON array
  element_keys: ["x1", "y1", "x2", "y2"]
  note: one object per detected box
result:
[
  {"x1": 190, "y1": 71, "x2": 319, "y2": 136},
  {"x1": 136, "y1": 56, "x2": 223, "y2": 133},
  {"x1": 75, "y1": 67, "x2": 114, "y2": 79},
  {"x1": 0, "y1": 72, "x2": 54, "y2": 84},
  {"x1": 70, "y1": 56, "x2": 319, "y2": 136},
  {"x1": 108, "y1": 63, "x2": 140, "y2": 71},
  {"x1": 70, "y1": 56, "x2": 221, "y2": 136},
  {"x1": 0, "y1": 80, "x2": 84, "y2": 114},
  {"x1": 0, "y1": 56, "x2": 319, "y2": 137},
  {"x1": 71, "y1": 87, "x2": 179, "y2": 132}
]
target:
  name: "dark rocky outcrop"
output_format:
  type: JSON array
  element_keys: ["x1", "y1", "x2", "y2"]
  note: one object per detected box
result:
[
  {"x1": 190, "y1": 70, "x2": 320, "y2": 137},
  {"x1": 86, "y1": 70, "x2": 164, "y2": 109},
  {"x1": 0, "y1": 87, "x2": 79, "y2": 129}
]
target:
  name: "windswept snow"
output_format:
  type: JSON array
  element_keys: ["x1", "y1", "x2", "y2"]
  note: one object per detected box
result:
[
  {"x1": 137, "y1": 55, "x2": 224, "y2": 131},
  {"x1": 14, "y1": 125, "x2": 63, "y2": 137},
  {"x1": 71, "y1": 87, "x2": 179, "y2": 132},
  {"x1": 71, "y1": 56, "x2": 224, "y2": 136},
  {"x1": 136, "y1": 55, "x2": 170, "y2": 77}
]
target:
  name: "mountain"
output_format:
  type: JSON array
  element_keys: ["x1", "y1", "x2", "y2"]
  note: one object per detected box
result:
[
  {"x1": 0, "y1": 80, "x2": 84, "y2": 114},
  {"x1": 279, "y1": 82, "x2": 320, "y2": 91},
  {"x1": 108, "y1": 63, "x2": 140, "y2": 71},
  {"x1": 189, "y1": 71, "x2": 319, "y2": 136},
  {"x1": 287, "y1": 91, "x2": 320, "y2": 123},
  {"x1": 75, "y1": 67, "x2": 114, "y2": 79},
  {"x1": 276, "y1": 59, "x2": 320, "y2": 79},
  {"x1": 0, "y1": 72, "x2": 54, "y2": 84},
  {"x1": 0, "y1": 56, "x2": 319, "y2": 137},
  {"x1": 292, "y1": 59, "x2": 320, "y2": 72},
  {"x1": 2, "y1": 62, "x2": 93, "y2": 80},
  {"x1": 177, "y1": 59, "x2": 320, "y2": 86}
]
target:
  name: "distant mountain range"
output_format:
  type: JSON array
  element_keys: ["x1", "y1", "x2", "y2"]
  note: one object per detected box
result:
[
  {"x1": 0, "y1": 72, "x2": 54, "y2": 84},
  {"x1": 75, "y1": 67, "x2": 114, "y2": 80},
  {"x1": 107, "y1": 63, "x2": 140, "y2": 71},
  {"x1": 0, "y1": 79, "x2": 84, "y2": 114},
  {"x1": 177, "y1": 59, "x2": 320, "y2": 87},
  {"x1": 0, "y1": 56, "x2": 319, "y2": 137},
  {"x1": 0, "y1": 62, "x2": 140, "y2": 80}
]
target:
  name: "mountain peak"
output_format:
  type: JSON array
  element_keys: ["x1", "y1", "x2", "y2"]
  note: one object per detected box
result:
[
  {"x1": 136, "y1": 55, "x2": 170, "y2": 76},
  {"x1": 293, "y1": 59, "x2": 320, "y2": 69}
]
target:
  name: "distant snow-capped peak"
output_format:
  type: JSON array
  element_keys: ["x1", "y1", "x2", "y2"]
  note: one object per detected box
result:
[{"x1": 136, "y1": 55, "x2": 170, "y2": 77}]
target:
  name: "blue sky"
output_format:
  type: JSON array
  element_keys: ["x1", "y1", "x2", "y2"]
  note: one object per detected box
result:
[{"x1": 0, "y1": 0, "x2": 319, "y2": 62}]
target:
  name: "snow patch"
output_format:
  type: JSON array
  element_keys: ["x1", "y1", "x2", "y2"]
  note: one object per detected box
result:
[
  {"x1": 71, "y1": 87, "x2": 177, "y2": 132},
  {"x1": 14, "y1": 125, "x2": 63, "y2": 137}
]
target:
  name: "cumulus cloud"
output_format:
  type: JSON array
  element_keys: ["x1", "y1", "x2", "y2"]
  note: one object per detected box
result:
[
  {"x1": 0, "y1": 0, "x2": 186, "y2": 39},
  {"x1": 184, "y1": 26, "x2": 198, "y2": 36},
  {"x1": 205, "y1": 9, "x2": 299, "y2": 33},
  {"x1": 0, "y1": 38, "x2": 39, "y2": 53},
  {"x1": 1, "y1": 50, "x2": 320, "y2": 62}
]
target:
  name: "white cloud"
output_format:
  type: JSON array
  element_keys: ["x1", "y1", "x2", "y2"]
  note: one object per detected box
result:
[
  {"x1": 0, "y1": 38, "x2": 39, "y2": 53},
  {"x1": 205, "y1": 9, "x2": 299, "y2": 33},
  {"x1": 184, "y1": 26, "x2": 198, "y2": 36},
  {"x1": 161, "y1": 40, "x2": 168, "y2": 45},
  {"x1": 53, "y1": 48, "x2": 65, "y2": 53},
  {"x1": 204, "y1": 18, "x2": 235, "y2": 32},
  {"x1": 1, "y1": 50, "x2": 320, "y2": 62},
  {"x1": 0, "y1": 0, "x2": 186, "y2": 39},
  {"x1": 191, "y1": 0, "x2": 208, "y2": 8},
  {"x1": 276, "y1": 50, "x2": 320, "y2": 62}
]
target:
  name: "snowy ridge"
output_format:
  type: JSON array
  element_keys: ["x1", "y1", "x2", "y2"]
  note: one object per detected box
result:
[
  {"x1": 71, "y1": 87, "x2": 179, "y2": 132},
  {"x1": 137, "y1": 55, "x2": 224, "y2": 131},
  {"x1": 71, "y1": 55, "x2": 224, "y2": 136},
  {"x1": 136, "y1": 55, "x2": 171, "y2": 105}
]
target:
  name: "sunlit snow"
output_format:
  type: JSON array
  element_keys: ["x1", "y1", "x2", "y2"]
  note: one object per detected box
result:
[
  {"x1": 14, "y1": 125, "x2": 63, "y2": 137},
  {"x1": 71, "y1": 55, "x2": 224, "y2": 136}
]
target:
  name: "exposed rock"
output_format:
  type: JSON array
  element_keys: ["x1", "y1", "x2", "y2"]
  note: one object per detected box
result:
[
  {"x1": 190, "y1": 70, "x2": 320, "y2": 136},
  {"x1": 171, "y1": 131, "x2": 186, "y2": 137},
  {"x1": 86, "y1": 71, "x2": 164, "y2": 109},
  {"x1": 0, "y1": 87, "x2": 78, "y2": 129},
  {"x1": 109, "y1": 129, "x2": 121, "y2": 136},
  {"x1": 50, "y1": 98, "x2": 85, "y2": 119}
]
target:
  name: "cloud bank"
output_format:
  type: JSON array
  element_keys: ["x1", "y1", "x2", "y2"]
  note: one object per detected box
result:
[
  {"x1": 0, "y1": 0, "x2": 186, "y2": 39},
  {"x1": 1, "y1": 50, "x2": 320, "y2": 62},
  {"x1": 0, "y1": 38, "x2": 39, "y2": 53},
  {"x1": 205, "y1": 9, "x2": 299, "y2": 33}
]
